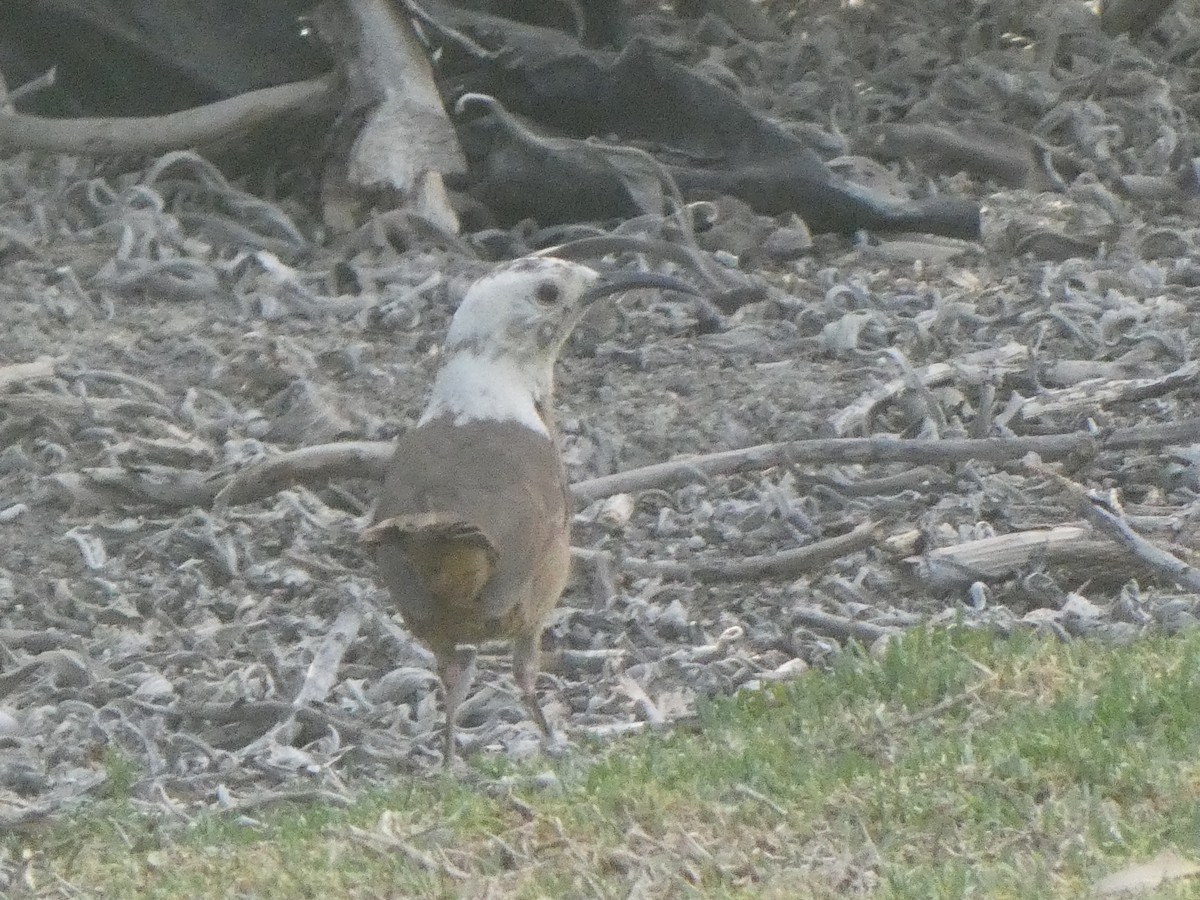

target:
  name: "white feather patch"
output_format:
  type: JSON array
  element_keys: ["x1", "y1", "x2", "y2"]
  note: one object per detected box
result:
[
  {"x1": 419, "y1": 352, "x2": 549, "y2": 436},
  {"x1": 445, "y1": 262, "x2": 598, "y2": 351}
]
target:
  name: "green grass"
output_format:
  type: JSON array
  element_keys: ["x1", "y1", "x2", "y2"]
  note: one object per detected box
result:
[{"x1": 10, "y1": 626, "x2": 1200, "y2": 898}]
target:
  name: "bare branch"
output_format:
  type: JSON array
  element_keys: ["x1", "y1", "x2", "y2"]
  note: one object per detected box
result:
[
  {"x1": 1032, "y1": 463, "x2": 1200, "y2": 593},
  {"x1": 0, "y1": 74, "x2": 338, "y2": 155},
  {"x1": 573, "y1": 520, "x2": 878, "y2": 583},
  {"x1": 213, "y1": 441, "x2": 393, "y2": 509}
]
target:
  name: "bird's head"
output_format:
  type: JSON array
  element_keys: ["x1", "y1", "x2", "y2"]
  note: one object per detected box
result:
[
  {"x1": 423, "y1": 256, "x2": 697, "y2": 433},
  {"x1": 445, "y1": 257, "x2": 602, "y2": 368}
]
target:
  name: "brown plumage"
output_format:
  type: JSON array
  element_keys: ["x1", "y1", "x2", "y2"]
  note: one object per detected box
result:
[
  {"x1": 363, "y1": 256, "x2": 696, "y2": 765},
  {"x1": 363, "y1": 419, "x2": 570, "y2": 761}
]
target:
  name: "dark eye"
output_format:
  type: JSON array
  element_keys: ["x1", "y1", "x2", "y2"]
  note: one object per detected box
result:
[{"x1": 534, "y1": 281, "x2": 560, "y2": 306}]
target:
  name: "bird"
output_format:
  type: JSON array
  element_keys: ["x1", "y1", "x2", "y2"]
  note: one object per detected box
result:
[{"x1": 362, "y1": 255, "x2": 698, "y2": 766}]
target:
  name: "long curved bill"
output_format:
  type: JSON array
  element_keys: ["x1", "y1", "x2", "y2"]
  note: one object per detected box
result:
[{"x1": 582, "y1": 270, "x2": 702, "y2": 303}]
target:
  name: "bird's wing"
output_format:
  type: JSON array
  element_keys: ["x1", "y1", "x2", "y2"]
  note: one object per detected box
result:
[
  {"x1": 362, "y1": 512, "x2": 499, "y2": 608},
  {"x1": 369, "y1": 418, "x2": 569, "y2": 623}
]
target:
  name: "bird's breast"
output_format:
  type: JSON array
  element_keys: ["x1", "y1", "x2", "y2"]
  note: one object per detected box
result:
[{"x1": 419, "y1": 352, "x2": 552, "y2": 437}]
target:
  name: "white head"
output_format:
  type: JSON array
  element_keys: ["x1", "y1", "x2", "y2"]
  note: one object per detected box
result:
[
  {"x1": 419, "y1": 258, "x2": 600, "y2": 435},
  {"x1": 446, "y1": 257, "x2": 601, "y2": 374},
  {"x1": 419, "y1": 256, "x2": 698, "y2": 435}
]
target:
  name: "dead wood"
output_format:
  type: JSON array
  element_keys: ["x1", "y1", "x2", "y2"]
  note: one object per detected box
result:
[
  {"x1": 48, "y1": 469, "x2": 220, "y2": 511},
  {"x1": 862, "y1": 122, "x2": 1041, "y2": 188},
  {"x1": 831, "y1": 342, "x2": 1031, "y2": 435},
  {"x1": 343, "y1": 818, "x2": 470, "y2": 879},
  {"x1": 573, "y1": 520, "x2": 878, "y2": 583},
  {"x1": 542, "y1": 648, "x2": 628, "y2": 675},
  {"x1": 619, "y1": 674, "x2": 665, "y2": 724},
  {"x1": 0, "y1": 74, "x2": 339, "y2": 155},
  {"x1": 168, "y1": 699, "x2": 414, "y2": 762},
  {"x1": 54, "y1": 417, "x2": 1200, "y2": 514},
  {"x1": 218, "y1": 787, "x2": 353, "y2": 812},
  {"x1": 0, "y1": 393, "x2": 173, "y2": 422},
  {"x1": 905, "y1": 525, "x2": 1133, "y2": 590},
  {"x1": 0, "y1": 68, "x2": 13, "y2": 115},
  {"x1": 1084, "y1": 503, "x2": 1200, "y2": 592},
  {"x1": 576, "y1": 419, "x2": 1200, "y2": 503},
  {"x1": 1042, "y1": 359, "x2": 1158, "y2": 387},
  {"x1": 212, "y1": 441, "x2": 394, "y2": 509},
  {"x1": 1018, "y1": 361, "x2": 1200, "y2": 421},
  {"x1": 1103, "y1": 417, "x2": 1200, "y2": 449},
  {"x1": 533, "y1": 234, "x2": 745, "y2": 293},
  {"x1": 801, "y1": 467, "x2": 954, "y2": 497},
  {"x1": 1033, "y1": 465, "x2": 1200, "y2": 593},
  {"x1": 853, "y1": 677, "x2": 998, "y2": 754},
  {"x1": 572, "y1": 434, "x2": 1097, "y2": 504},
  {"x1": 0, "y1": 649, "x2": 93, "y2": 697},
  {"x1": 7, "y1": 0, "x2": 1200, "y2": 798},
  {"x1": 293, "y1": 606, "x2": 363, "y2": 707},
  {"x1": 0, "y1": 629, "x2": 83, "y2": 654},
  {"x1": 315, "y1": 0, "x2": 464, "y2": 232}
]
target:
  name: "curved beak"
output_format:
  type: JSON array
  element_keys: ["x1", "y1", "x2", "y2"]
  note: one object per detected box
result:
[{"x1": 581, "y1": 270, "x2": 702, "y2": 304}]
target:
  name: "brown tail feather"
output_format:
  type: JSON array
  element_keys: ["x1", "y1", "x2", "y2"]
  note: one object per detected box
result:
[{"x1": 363, "y1": 513, "x2": 499, "y2": 606}]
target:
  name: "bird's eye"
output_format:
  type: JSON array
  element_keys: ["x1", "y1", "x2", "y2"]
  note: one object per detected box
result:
[{"x1": 534, "y1": 281, "x2": 561, "y2": 306}]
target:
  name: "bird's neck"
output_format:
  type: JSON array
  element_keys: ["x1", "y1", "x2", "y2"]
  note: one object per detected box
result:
[{"x1": 418, "y1": 351, "x2": 555, "y2": 437}]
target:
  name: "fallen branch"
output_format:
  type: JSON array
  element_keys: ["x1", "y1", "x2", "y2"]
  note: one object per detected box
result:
[
  {"x1": 0, "y1": 393, "x2": 172, "y2": 421},
  {"x1": 203, "y1": 431, "x2": 1097, "y2": 511},
  {"x1": 212, "y1": 441, "x2": 393, "y2": 509},
  {"x1": 48, "y1": 468, "x2": 220, "y2": 511},
  {"x1": 1103, "y1": 417, "x2": 1200, "y2": 449},
  {"x1": 572, "y1": 434, "x2": 1095, "y2": 504},
  {"x1": 831, "y1": 342, "x2": 1031, "y2": 435},
  {"x1": 54, "y1": 418, "x2": 1200, "y2": 513},
  {"x1": 343, "y1": 817, "x2": 470, "y2": 880},
  {"x1": 1086, "y1": 503, "x2": 1200, "y2": 592},
  {"x1": 293, "y1": 605, "x2": 363, "y2": 707},
  {"x1": 855, "y1": 676, "x2": 998, "y2": 753},
  {"x1": 573, "y1": 520, "x2": 878, "y2": 583},
  {"x1": 905, "y1": 524, "x2": 1133, "y2": 590},
  {"x1": 218, "y1": 787, "x2": 354, "y2": 812},
  {"x1": 1018, "y1": 361, "x2": 1200, "y2": 421},
  {"x1": 0, "y1": 73, "x2": 339, "y2": 155},
  {"x1": 1031, "y1": 464, "x2": 1200, "y2": 593},
  {"x1": 574, "y1": 419, "x2": 1200, "y2": 503},
  {"x1": 166, "y1": 699, "x2": 414, "y2": 762},
  {"x1": 0, "y1": 629, "x2": 82, "y2": 654}
]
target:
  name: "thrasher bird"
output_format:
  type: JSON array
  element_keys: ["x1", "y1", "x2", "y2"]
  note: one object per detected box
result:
[{"x1": 362, "y1": 256, "x2": 698, "y2": 765}]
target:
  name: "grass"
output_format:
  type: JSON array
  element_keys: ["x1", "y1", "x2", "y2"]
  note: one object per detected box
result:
[{"x1": 8, "y1": 626, "x2": 1200, "y2": 898}]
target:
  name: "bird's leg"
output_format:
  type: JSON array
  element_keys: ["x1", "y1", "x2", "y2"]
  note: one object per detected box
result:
[
  {"x1": 512, "y1": 633, "x2": 556, "y2": 744},
  {"x1": 437, "y1": 645, "x2": 477, "y2": 768}
]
